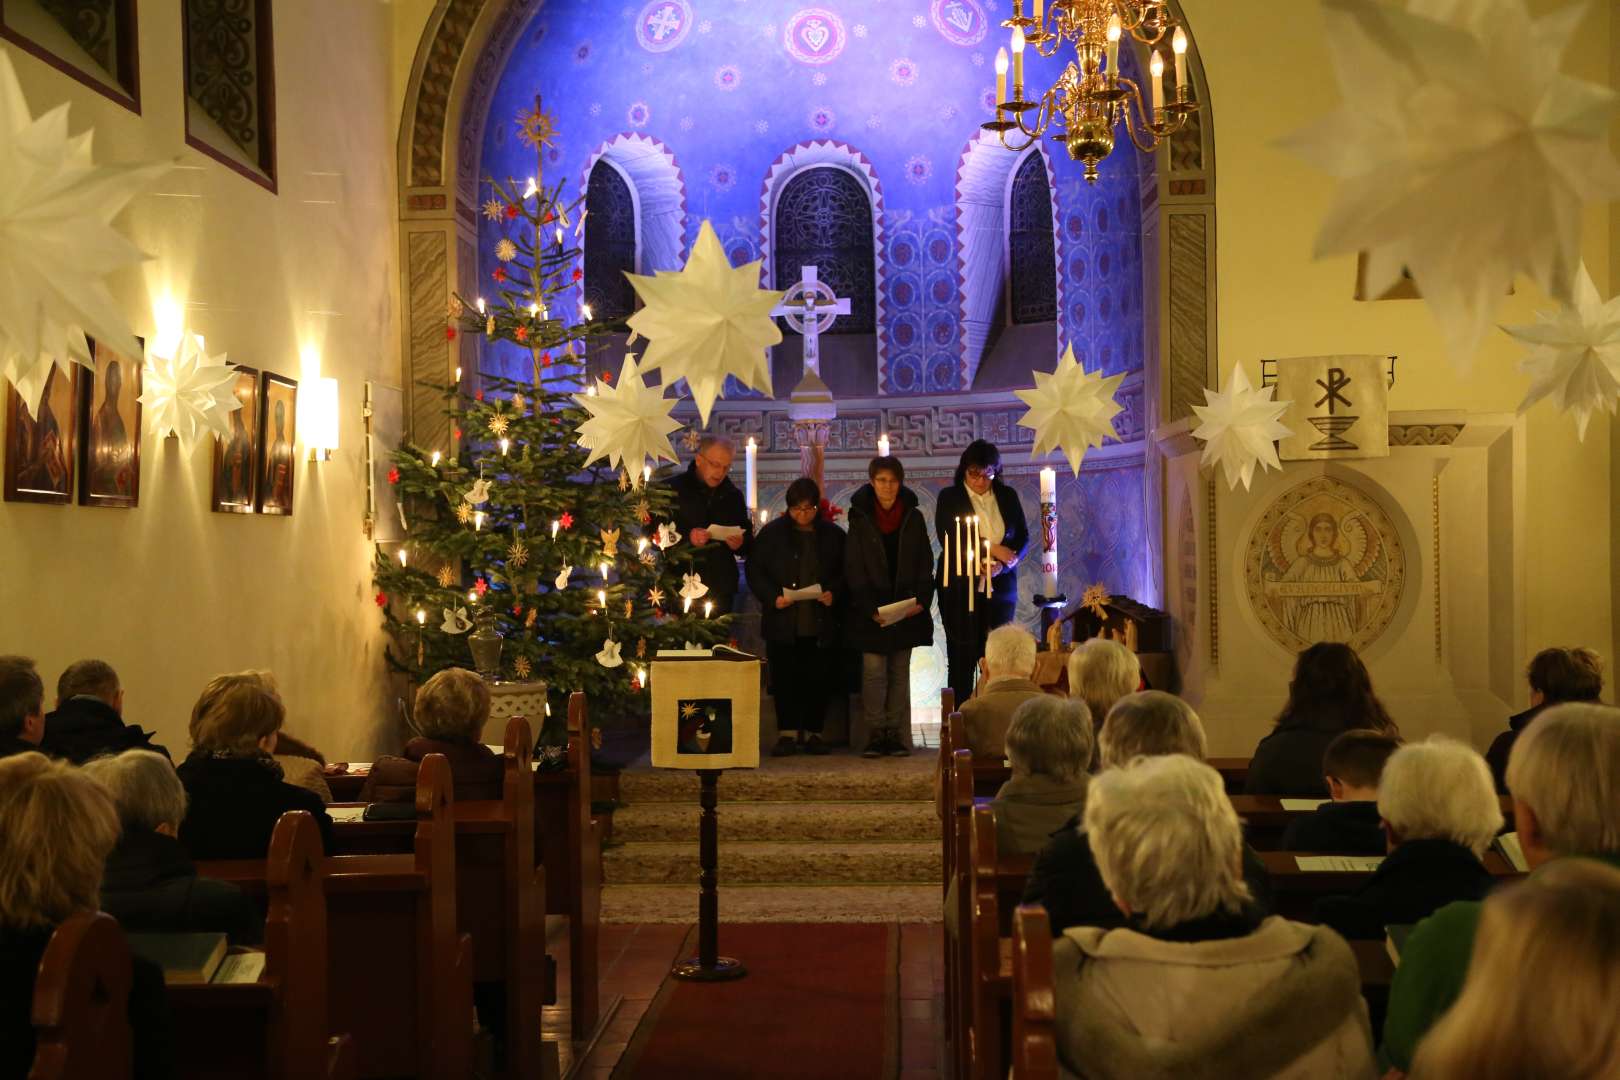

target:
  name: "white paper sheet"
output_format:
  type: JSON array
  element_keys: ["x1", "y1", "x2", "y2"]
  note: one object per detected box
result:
[
  {"x1": 1280, "y1": 798, "x2": 1329, "y2": 811},
  {"x1": 328, "y1": 806, "x2": 368, "y2": 823},
  {"x1": 1295, "y1": 855, "x2": 1384, "y2": 872},
  {"x1": 877, "y1": 597, "x2": 917, "y2": 627},
  {"x1": 707, "y1": 523, "x2": 744, "y2": 541},
  {"x1": 656, "y1": 647, "x2": 712, "y2": 657},
  {"x1": 1496, "y1": 832, "x2": 1528, "y2": 872},
  {"x1": 213, "y1": 952, "x2": 267, "y2": 985},
  {"x1": 783, "y1": 584, "x2": 823, "y2": 602}
]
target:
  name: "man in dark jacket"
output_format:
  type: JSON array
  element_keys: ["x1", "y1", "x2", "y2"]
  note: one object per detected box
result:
[
  {"x1": 1485, "y1": 646, "x2": 1603, "y2": 792},
  {"x1": 660, "y1": 436, "x2": 753, "y2": 615},
  {"x1": 0, "y1": 654, "x2": 46, "y2": 758},
  {"x1": 41, "y1": 659, "x2": 168, "y2": 764},
  {"x1": 1280, "y1": 728, "x2": 1400, "y2": 854}
]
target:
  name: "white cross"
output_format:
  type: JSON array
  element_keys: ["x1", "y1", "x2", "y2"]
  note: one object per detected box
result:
[
  {"x1": 770, "y1": 265, "x2": 851, "y2": 378},
  {"x1": 647, "y1": 4, "x2": 682, "y2": 40}
]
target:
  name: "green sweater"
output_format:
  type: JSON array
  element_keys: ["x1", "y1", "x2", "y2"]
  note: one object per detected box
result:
[{"x1": 1381, "y1": 851, "x2": 1620, "y2": 1071}]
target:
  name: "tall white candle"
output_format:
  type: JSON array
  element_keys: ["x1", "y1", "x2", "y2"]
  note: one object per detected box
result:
[
  {"x1": 745, "y1": 437, "x2": 758, "y2": 511},
  {"x1": 1011, "y1": 26, "x2": 1026, "y2": 92},
  {"x1": 942, "y1": 533, "x2": 950, "y2": 588},
  {"x1": 877, "y1": 433, "x2": 890, "y2": 458},
  {"x1": 1150, "y1": 49, "x2": 1165, "y2": 111},
  {"x1": 1106, "y1": 14, "x2": 1121, "y2": 75},
  {"x1": 955, "y1": 517, "x2": 964, "y2": 577},
  {"x1": 995, "y1": 47, "x2": 1008, "y2": 106},
  {"x1": 1039, "y1": 467, "x2": 1059, "y2": 598},
  {"x1": 1172, "y1": 27, "x2": 1188, "y2": 90}
]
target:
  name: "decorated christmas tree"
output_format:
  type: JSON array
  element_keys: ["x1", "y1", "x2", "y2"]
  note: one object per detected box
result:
[{"x1": 372, "y1": 100, "x2": 740, "y2": 724}]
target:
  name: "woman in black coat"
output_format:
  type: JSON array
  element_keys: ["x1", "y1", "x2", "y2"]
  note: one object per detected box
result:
[
  {"x1": 1245, "y1": 642, "x2": 1399, "y2": 795},
  {"x1": 748, "y1": 477, "x2": 847, "y2": 756},
  {"x1": 935, "y1": 439, "x2": 1030, "y2": 704},
  {"x1": 845, "y1": 456, "x2": 935, "y2": 757}
]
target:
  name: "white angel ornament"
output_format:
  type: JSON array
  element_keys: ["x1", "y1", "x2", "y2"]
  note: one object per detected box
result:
[
  {"x1": 655, "y1": 522, "x2": 681, "y2": 550},
  {"x1": 553, "y1": 565, "x2": 572, "y2": 590},
  {"x1": 440, "y1": 607, "x2": 473, "y2": 634},
  {"x1": 465, "y1": 478, "x2": 493, "y2": 505},
  {"x1": 595, "y1": 638, "x2": 624, "y2": 668},
  {"x1": 679, "y1": 572, "x2": 709, "y2": 603}
]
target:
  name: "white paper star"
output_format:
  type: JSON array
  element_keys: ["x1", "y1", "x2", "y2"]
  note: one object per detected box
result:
[
  {"x1": 679, "y1": 572, "x2": 709, "y2": 602},
  {"x1": 441, "y1": 607, "x2": 473, "y2": 634},
  {"x1": 624, "y1": 220, "x2": 785, "y2": 424},
  {"x1": 1014, "y1": 344, "x2": 1124, "y2": 474},
  {"x1": 1190, "y1": 365, "x2": 1295, "y2": 490},
  {"x1": 1283, "y1": 0, "x2": 1620, "y2": 364},
  {"x1": 655, "y1": 521, "x2": 682, "y2": 550},
  {"x1": 573, "y1": 354, "x2": 681, "y2": 476},
  {"x1": 139, "y1": 332, "x2": 240, "y2": 446},
  {"x1": 595, "y1": 637, "x2": 624, "y2": 668},
  {"x1": 554, "y1": 565, "x2": 572, "y2": 590},
  {"x1": 0, "y1": 50, "x2": 170, "y2": 411},
  {"x1": 1504, "y1": 263, "x2": 1620, "y2": 441},
  {"x1": 465, "y1": 478, "x2": 493, "y2": 505}
]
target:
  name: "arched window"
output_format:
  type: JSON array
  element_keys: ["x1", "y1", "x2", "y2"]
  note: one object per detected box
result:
[
  {"x1": 1008, "y1": 153, "x2": 1057, "y2": 324},
  {"x1": 583, "y1": 159, "x2": 637, "y2": 322},
  {"x1": 773, "y1": 167, "x2": 875, "y2": 335}
]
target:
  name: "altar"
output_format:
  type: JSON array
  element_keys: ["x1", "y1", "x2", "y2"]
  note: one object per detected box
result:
[{"x1": 1158, "y1": 410, "x2": 1523, "y2": 756}]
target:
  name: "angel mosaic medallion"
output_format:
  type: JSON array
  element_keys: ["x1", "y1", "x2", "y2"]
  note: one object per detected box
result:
[{"x1": 1243, "y1": 476, "x2": 1406, "y2": 653}]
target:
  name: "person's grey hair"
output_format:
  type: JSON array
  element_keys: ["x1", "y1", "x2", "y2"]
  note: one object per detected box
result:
[
  {"x1": 696, "y1": 434, "x2": 734, "y2": 456},
  {"x1": 1505, "y1": 702, "x2": 1620, "y2": 856},
  {"x1": 415, "y1": 668, "x2": 491, "y2": 742},
  {"x1": 1005, "y1": 696, "x2": 1093, "y2": 782},
  {"x1": 1097, "y1": 691, "x2": 1207, "y2": 768},
  {"x1": 1067, "y1": 638, "x2": 1141, "y2": 723},
  {"x1": 57, "y1": 660, "x2": 119, "y2": 705},
  {"x1": 82, "y1": 750, "x2": 188, "y2": 833},
  {"x1": 983, "y1": 625, "x2": 1037, "y2": 678},
  {"x1": 0, "y1": 656, "x2": 44, "y2": 738},
  {"x1": 1084, "y1": 754, "x2": 1251, "y2": 930},
  {"x1": 1377, "y1": 737, "x2": 1504, "y2": 858}
]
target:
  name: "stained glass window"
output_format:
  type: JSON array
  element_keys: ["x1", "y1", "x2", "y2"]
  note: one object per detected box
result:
[
  {"x1": 583, "y1": 160, "x2": 638, "y2": 323},
  {"x1": 1009, "y1": 153, "x2": 1058, "y2": 324},
  {"x1": 773, "y1": 167, "x2": 875, "y2": 335}
]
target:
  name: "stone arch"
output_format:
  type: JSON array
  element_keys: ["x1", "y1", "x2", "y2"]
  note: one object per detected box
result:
[
  {"x1": 758, "y1": 140, "x2": 888, "y2": 392},
  {"x1": 571, "y1": 133, "x2": 687, "y2": 321}
]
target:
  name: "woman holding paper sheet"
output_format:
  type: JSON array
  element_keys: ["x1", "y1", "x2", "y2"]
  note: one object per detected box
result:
[
  {"x1": 935, "y1": 440, "x2": 1030, "y2": 705},
  {"x1": 845, "y1": 456, "x2": 934, "y2": 758},
  {"x1": 748, "y1": 477, "x2": 847, "y2": 756}
]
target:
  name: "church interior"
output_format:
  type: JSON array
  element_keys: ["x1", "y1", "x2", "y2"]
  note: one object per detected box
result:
[{"x1": 1, "y1": 0, "x2": 1618, "y2": 1077}]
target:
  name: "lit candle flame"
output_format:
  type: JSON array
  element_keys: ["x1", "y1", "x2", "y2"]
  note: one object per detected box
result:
[
  {"x1": 455, "y1": 366, "x2": 462, "y2": 382},
  {"x1": 473, "y1": 510, "x2": 485, "y2": 531},
  {"x1": 600, "y1": 562, "x2": 609, "y2": 582},
  {"x1": 642, "y1": 464, "x2": 651, "y2": 484},
  {"x1": 597, "y1": 589, "x2": 606, "y2": 609},
  {"x1": 430, "y1": 450, "x2": 441, "y2": 467},
  {"x1": 523, "y1": 177, "x2": 538, "y2": 198},
  {"x1": 582, "y1": 302, "x2": 594, "y2": 321},
  {"x1": 415, "y1": 609, "x2": 426, "y2": 625},
  {"x1": 398, "y1": 548, "x2": 408, "y2": 567},
  {"x1": 551, "y1": 520, "x2": 560, "y2": 539},
  {"x1": 476, "y1": 297, "x2": 486, "y2": 314},
  {"x1": 468, "y1": 589, "x2": 477, "y2": 603},
  {"x1": 704, "y1": 600, "x2": 713, "y2": 619},
  {"x1": 499, "y1": 438, "x2": 510, "y2": 456}
]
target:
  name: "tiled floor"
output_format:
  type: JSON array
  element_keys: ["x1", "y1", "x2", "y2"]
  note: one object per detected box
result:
[{"x1": 541, "y1": 918, "x2": 946, "y2": 1078}]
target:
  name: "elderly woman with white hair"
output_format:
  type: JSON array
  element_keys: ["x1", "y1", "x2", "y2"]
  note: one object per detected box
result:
[
  {"x1": 1023, "y1": 691, "x2": 1275, "y2": 933},
  {"x1": 83, "y1": 749, "x2": 260, "y2": 945},
  {"x1": 992, "y1": 696, "x2": 1093, "y2": 854},
  {"x1": 1312, "y1": 738, "x2": 1502, "y2": 941},
  {"x1": 1066, "y1": 638, "x2": 1140, "y2": 730},
  {"x1": 1054, "y1": 754, "x2": 1375, "y2": 1078}
]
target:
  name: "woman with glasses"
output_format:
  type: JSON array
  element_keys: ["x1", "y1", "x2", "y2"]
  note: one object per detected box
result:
[{"x1": 936, "y1": 439, "x2": 1029, "y2": 704}]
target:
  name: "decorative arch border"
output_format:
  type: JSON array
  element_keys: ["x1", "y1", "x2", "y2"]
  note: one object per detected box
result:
[
  {"x1": 574, "y1": 133, "x2": 688, "y2": 316},
  {"x1": 954, "y1": 135, "x2": 1066, "y2": 388},
  {"x1": 757, "y1": 140, "x2": 889, "y2": 392}
]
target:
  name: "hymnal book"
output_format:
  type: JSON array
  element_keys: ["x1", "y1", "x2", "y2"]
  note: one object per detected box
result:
[
  {"x1": 345, "y1": 762, "x2": 372, "y2": 776},
  {"x1": 1280, "y1": 798, "x2": 1329, "y2": 811},
  {"x1": 1384, "y1": 923, "x2": 1415, "y2": 967},
  {"x1": 127, "y1": 932, "x2": 228, "y2": 986},
  {"x1": 876, "y1": 597, "x2": 917, "y2": 627},
  {"x1": 213, "y1": 951, "x2": 267, "y2": 984},
  {"x1": 1295, "y1": 855, "x2": 1384, "y2": 872},
  {"x1": 1495, "y1": 832, "x2": 1528, "y2": 872},
  {"x1": 782, "y1": 584, "x2": 823, "y2": 602},
  {"x1": 327, "y1": 805, "x2": 367, "y2": 823},
  {"x1": 706, "y1": 523, "x2": 744, "y2": 541}
]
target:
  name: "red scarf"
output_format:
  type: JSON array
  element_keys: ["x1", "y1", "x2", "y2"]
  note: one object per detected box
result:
[{"x1": 874, "y1": 498, "x2": 904, "y2": 534}]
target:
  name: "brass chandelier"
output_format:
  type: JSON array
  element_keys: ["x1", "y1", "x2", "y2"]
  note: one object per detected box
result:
[{"x1": 982, "y1": 0, "x2": 1197, "y2": 183}]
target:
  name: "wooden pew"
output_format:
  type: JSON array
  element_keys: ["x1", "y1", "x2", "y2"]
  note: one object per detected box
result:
[
  {"x1": 1233, "y1": 794, "x2": 1516, "y2": 850},
  {"x1": 200, "y1": 755, "x2": 474, "y2": 1080},
  {"x1": 29, "y1": 912, "x2": 132, "y2": 1080},
  {"x1": 939, "y1": 709, "x2": 963, "y2": 890},
  {"x1": 327, "y1": 718, "x2": 555, "y2": 1078},
  {"x1": 968, "y1": 802, "x2": 1012, "y2": 1080},
  {"x1": 1209, "y1": 756, "x2": 1249, "y2": 793},
  {"x1": 540, "y1": 691, "x2": 601, "y2": 1039},
  {"x1": 947, "y1": 746, "x2": 975, "y2": 1080},
  {"x1": 168, "y1": 810, "x2": 353, "y2": 1080},
  {"x1": 1010, "y1": 904, "x2": 1058, "y2": 1080}
]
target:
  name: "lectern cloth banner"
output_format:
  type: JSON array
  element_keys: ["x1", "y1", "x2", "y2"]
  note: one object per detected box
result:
[
  {"x1": 1276, "y1": 355, "x2": 1389, "y2": 461},
  {"x1": 651, "y1": 655, "x2": 761, "y2": 769}
]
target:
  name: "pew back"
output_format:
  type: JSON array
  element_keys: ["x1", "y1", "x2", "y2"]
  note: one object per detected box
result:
[{"x1": 28, "y1": 912, "x2": 132, "y2": 1080}]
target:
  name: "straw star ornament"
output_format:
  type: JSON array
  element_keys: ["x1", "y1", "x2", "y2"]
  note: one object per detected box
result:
[
  {"x1": 1504, "y1": 263, "x2": 1620, "y2": 441},
  {"x1": 1015, "y1": 344, "x2": 1124, "y2": 474},
  {"x1": 624, "y1": 220, "x2": 785, "y2": 424},
  {"x1": 1190, "y1": 365, "x2": 1294, "y2": 490}
]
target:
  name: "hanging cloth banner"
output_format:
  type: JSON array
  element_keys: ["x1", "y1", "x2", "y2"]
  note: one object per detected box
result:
[{"x1": 1275, "y1": 355, "x2": 1389, "y2": 461}]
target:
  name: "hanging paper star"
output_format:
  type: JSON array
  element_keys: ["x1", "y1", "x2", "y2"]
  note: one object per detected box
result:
[
  {"x1": 655, "y1": 521, "x2": 681, "y2": 550},
  {"x1": 466, "y1": 478, "x2": 493, "y2": 504},
  {"x1": 1282, "y1": 0, "x2": 1620, "y2": 365},
  {"x1": 595, "y1": 638, "x2": 624, "y2": 668},
  {"x1": 679, "y1": 572, "x2": 709, "y2": 603},
  {"x1": 488, "y1": 412, "x2": 510, "y2": 437},
  {"x1": 1015, "y1": 344, "x2": 1124, "y2": 474},
  {"x1": 513, "y1": 656, "x2": 533, "y2": 679},
  {"x1": 554, "y1": 565, "x2": 572, "y2": 589},
  {"x1": 1504, "y1": 263, "x2": 1620, "y2": 441},
  {"x1": 441, "y1": 607, "x2": 473, "y2": 634},
  {"x1": 507, "y1": 540, "x2": 530, "y2": 568},
  {"x1": 140, "y1": 333, "x2": 241, "y2": 446},
  {"x1": 1190, "y1": 364, "x2": 1295, "y2": 490},
  {"x1": 437, "y1": 565, "x2": 456, "y2": 588},
  {"x1": 624, "y1": 220, "x2": 786, "y2": 423},
  {"x1": 647, "y1": 586, "x2": 666, "y2": 608},
  {"x1": 573, "y1": 353, "x2": 682, "y2": 475},
  {"x1": 0, "y1": 50, "x2": 170, "y2": 412},
  {"x1": 455, "y1": 502, "x2": 474, "y2": 524}
]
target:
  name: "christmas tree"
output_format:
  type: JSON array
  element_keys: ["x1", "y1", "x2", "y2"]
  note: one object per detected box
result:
[{"x1": 372, "y1": 99, "x2": 731, "y2": 724}]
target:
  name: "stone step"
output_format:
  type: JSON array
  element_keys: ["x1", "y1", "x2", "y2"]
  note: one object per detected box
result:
[
  {"x1": 611, "y1": 799, "x2": 939, "y2": 843},
  {"x1": 602, "y1": 883, "x2": 945, "y2": 924},
  {"x1": 617, "y1": 753, "x2": 935, "y2": 803},
  {"x1": 603, "y1": 840, "x2": 941, "y2": 886}
]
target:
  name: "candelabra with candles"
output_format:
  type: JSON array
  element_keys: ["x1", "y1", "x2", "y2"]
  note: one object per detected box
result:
[{"x1": 983, "y1": 1, "x2": 1197, "y2": 183}]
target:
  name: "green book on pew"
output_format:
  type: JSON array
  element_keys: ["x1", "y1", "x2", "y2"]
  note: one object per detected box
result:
[{"x1": 126, "y1": 932, "x2": 228, "y2": 986}]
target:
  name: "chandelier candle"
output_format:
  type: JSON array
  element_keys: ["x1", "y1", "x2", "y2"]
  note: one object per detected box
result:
[
  {"x1": 1105, "y1": 13, "x2": 1120, "y2": 73},
  {"x1": 995, "y1": 48, "x2": 1007, "y2": 107},
  {"x1": 1150, "y1": 49, "x2": 1164, "y2": 112},
  {"x1": 1011, "y1": 26, "x2": 1026, "y2": 95}
]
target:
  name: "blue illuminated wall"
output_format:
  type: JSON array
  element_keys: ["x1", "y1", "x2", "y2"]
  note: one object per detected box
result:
[{"x1": 476, "y1": 0, "x2": 1148, "y2": 395}]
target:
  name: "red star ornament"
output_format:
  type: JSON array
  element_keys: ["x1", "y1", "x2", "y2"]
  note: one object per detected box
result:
[
  {"x1": 504, "y1": 203, "x2": 520, "y2": 219},
  {"x1": 374, "y1": 592, "x2": 388, "y2": 607},
  {"x1": 559, "y1": 511, "x2": 574, "y2": 530},
  {"x1": 387, "y1": 467, "x2": 400, "y2": 485},
  {"x1": 475, "y1": 578, "x2": 490, "y2": 597},
  {"x1": 446, "y1": 326, "x2": 457, "y2": 341},
  {"x1": 492, "y1": 267, "x2": 507, "y2": 283},
  {"x1": 515, "y1": 326, "x2": 529, "y2": 342}
]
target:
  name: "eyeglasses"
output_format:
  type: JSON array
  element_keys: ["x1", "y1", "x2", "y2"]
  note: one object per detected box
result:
[
  {"x1": 697, "y1": 454, "x2": 731, "y2": 471},
  {"x1": 787, "y1": 504, "x2": 818, "y2": 515},
  {"x1": 965, "y1": 467, "x2": 998, "y2": 481}
]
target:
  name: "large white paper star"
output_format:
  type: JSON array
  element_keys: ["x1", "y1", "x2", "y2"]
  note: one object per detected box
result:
[
  {"x1": 1014, "y1": 344, "x2": 1124, "y2": 474},
  {"x1": 624, "y1": 220, "x2": 785, "y2": 424},
  {"x1": 1283, "y1": 0, "x2": 1620, "y2": 365},
  {"x1": 1190, "y1": 365, "x2": 1295, "y2": 490},
  {"x1": 1504, "y1": 263, "x2": 1620, "y2": 441},
  {"x1": 574, "y1": 354, "x2": 681, "y2": 475},
  {"x1": 139, "y1": 332, "x2": 240, "y2": 446},
  {"x1": 0, "y1": 50, "x2": 169, "y2": 411}
]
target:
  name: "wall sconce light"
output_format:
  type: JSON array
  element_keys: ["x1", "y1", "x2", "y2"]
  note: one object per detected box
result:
[{"x1": 306, "y1": 376, "x2": 340, "y2": 461}]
